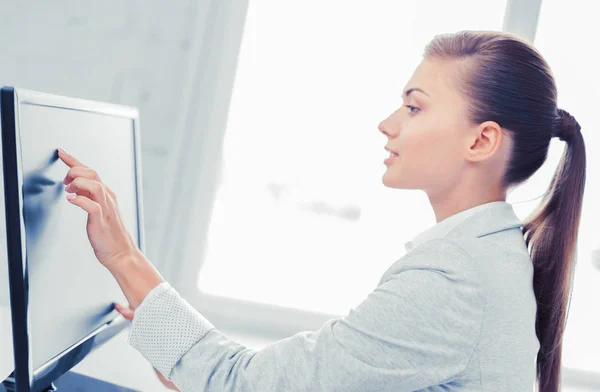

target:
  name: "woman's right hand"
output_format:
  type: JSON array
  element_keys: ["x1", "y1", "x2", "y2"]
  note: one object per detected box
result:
[{"x1": 114, "y1": 303, "x2": 180, "y2": 391}]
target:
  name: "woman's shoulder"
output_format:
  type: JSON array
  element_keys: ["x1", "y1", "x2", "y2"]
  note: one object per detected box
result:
[
  {"x1": 378, "y1": 238, "x2": 481, "y2": 287},
  {"x1": 379, "y1": 232, "x2": 531, "y2": 289}
]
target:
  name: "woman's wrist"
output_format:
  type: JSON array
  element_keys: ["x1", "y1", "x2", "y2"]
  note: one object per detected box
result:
[{"x1": 108, "y1": 251, "x2": 165, "y2": 310}]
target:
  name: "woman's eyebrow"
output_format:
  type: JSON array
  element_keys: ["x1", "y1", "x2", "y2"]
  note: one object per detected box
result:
[{"x1": 403, "y1": 87, "x2": 430, "y2": 98}]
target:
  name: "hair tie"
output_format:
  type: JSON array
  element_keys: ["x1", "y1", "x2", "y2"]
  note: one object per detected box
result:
[{"x1": 555, "y1": 109, "x2": 581, "y2": 142}]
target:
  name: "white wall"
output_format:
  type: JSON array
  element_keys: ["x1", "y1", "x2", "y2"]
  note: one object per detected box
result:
[{"x1": 0, "y1": 0, "x2": 213, "y2": 263}]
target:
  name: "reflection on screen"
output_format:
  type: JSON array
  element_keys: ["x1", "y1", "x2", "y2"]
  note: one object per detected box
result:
[{"x1": 18, "y1": 103, "x2": 138, "y2": 371}]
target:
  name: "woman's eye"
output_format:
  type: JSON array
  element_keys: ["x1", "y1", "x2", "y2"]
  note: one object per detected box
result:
[{"x1": 406, "y1": 105, "x2": 420, "y2": 115}]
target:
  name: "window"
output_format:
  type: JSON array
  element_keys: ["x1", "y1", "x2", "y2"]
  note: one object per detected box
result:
[
  {"x1": 197, "y1": 0, "x2": 508, "y2": 315},
  {"x1": 531, "y1": 0, "x2": 600, "y2": 374}
]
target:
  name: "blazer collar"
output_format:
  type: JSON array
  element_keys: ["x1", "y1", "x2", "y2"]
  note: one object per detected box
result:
[{"x1": 404, "y1": 201, "x2": 523, "y2": 252}]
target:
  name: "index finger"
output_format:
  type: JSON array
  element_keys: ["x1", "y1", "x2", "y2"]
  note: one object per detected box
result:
[{"x1": 57, "y1": 148, "x2": 86, "y2": 168}]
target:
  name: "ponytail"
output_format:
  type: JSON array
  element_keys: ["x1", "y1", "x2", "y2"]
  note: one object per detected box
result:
[{"x1": 522, "y1": 108, "x2": 586, "y2": 391}]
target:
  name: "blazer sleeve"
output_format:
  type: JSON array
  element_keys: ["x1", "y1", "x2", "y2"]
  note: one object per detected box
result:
[{"x1": 127, "y1": 239, "x2": 486, "y2": 392}]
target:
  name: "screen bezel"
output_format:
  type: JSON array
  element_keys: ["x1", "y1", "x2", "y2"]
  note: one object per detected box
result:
[{"x1": 0, "y1": 86, "x2": 146, "y2": 392}]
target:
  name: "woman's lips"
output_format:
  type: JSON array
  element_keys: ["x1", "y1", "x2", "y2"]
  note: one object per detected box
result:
[
  {"x1": 384, "y1": 149, "x2": 400, "y2": 166},
  {"x1": 384, "y1": 155, "x2": 399, "y2": 166}
]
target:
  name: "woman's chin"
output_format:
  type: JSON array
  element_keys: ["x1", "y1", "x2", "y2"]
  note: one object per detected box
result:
[
  {"x1": 382, "y1": 171, "x2": 402, "y2": 188},
  {"x1": 382, "y1": 168, "x2": 417, "y2": 190}
]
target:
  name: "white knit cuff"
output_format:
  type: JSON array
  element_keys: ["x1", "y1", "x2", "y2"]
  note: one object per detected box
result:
[{"x1": 127, "y1": 281, "x2": 215, "y2": 380}]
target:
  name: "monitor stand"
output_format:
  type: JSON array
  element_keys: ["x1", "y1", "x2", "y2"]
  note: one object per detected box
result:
[
  {"x1": 2, "y1": 370, "x2": 140, "y2": 391},
  {"x1": 40, "y1": 383, "x2": 56, "y2": 392}
]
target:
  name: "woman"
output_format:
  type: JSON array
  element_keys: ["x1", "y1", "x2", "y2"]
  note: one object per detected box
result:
[{"x1": 58, "y1": 30, "x2": 586, "y2": 391}]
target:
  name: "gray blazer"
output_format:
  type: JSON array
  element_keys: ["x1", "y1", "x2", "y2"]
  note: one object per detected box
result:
[{"x1": 128, "y1": 201, "x2": 539, "y2": 391}]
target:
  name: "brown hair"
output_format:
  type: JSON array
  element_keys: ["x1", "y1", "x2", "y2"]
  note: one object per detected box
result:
[{"x1": 424, "y1": 31, "x2": 586, "y2": 391}]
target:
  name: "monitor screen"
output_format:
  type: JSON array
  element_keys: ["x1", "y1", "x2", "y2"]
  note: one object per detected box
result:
[
  {"x1": 19, "y1": 102, "x2": 135, "y2": 372},
  {"x1": 1, "y1": 87, "x2": 142, "y2": 391}
]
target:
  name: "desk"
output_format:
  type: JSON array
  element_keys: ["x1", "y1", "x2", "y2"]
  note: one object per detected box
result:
[
  {"x1": 53, "y1": 371, "x2": 139, "y2": 391},
  {"x1": 2, "y1": 324, "x2": 276, "y2": 391},
  {"x1": 1, "y1": 371, "x2": 139, "y2": 392}
]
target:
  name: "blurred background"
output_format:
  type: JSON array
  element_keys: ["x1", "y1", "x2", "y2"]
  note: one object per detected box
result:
[{"x1": 1, "y1": 0, "x2": 598, "y2": 390}]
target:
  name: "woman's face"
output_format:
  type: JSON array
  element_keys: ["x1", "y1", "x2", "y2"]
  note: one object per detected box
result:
[{"x1": 379, "y1": 58, "x2": 475, "y2": 195}]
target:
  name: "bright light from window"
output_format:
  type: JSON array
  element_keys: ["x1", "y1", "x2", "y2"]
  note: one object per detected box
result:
[{"x1": 198, "y1": 0, "x2": 508, "y2": 315}]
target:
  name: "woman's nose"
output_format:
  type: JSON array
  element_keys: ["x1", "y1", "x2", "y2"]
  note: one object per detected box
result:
[{"x1": 378, "y1": 121, "x2": 396, "y2": 138}]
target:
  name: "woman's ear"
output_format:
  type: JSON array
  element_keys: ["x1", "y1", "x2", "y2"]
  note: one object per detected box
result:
[{"x1": 465, "y1": 121, "x2": 503, "y2": 163}]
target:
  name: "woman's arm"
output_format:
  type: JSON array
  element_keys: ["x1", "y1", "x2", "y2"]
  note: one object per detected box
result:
[
  {"x1": 58, "y1": 148, "x2": 164, "y2": 309},
  {"x1": 108, "y1": 252, "x2": 164, "y2": 310},
  {"x1": 128, "y1": 240, "x2": 485, "y2": 392},
  {"x1": 57, "y1": 149, "x2": 485, "y2": 392}
]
